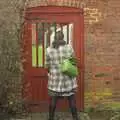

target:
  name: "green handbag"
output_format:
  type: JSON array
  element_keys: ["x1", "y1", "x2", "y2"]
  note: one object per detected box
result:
[{"x1": 60, "y1": 57, "x2": 78, "y2": 77}]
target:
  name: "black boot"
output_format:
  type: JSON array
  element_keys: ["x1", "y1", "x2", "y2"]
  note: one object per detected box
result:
[
  {"x1": 67, "y1": 95, "x2": 79, "y2": 120},
  {"x1": 48, "y1": 105, "x2": 55, "y2": 120},
  {"x1": 48, "y1": 96, "x2": 58, "y2": 120},
  {"x1": 71, "y1": 107, "x2": 79, "y2": 120}
]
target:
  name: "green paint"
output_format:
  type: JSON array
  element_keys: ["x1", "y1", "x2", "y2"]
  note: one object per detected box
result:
[
  {"x1": 32, "y1": 45, "x2": 37, "y2": 67},
  {"x1": 38, "y1": 45, "x2": 43, "y2": 67},
  {"x1": 32, "y1": 45, "x2": 43, "y2": 67}
]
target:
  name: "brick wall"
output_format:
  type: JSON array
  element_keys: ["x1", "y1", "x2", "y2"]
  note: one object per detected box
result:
[{"x1": 84, "y1": 0, "x2": 120, "y2": 108}]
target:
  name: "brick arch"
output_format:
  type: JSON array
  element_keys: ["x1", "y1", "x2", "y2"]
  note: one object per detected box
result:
[{"x1": 26, "y1": 0, "x2": 85, "y2": 8}]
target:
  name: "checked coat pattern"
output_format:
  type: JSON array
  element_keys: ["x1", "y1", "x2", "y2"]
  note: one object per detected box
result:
[{"x1": 45, "y1": 44, "x2": 78, "y2": 95}]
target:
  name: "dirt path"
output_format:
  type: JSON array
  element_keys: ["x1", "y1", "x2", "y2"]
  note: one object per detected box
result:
[{"x1": 11, "y1": 112, "x2": 109, "y2": 120}]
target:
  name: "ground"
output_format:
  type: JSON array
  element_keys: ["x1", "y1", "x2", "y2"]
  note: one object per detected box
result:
[{"x1": 10, "y1": 111, "x2": 113, "y2": 120}]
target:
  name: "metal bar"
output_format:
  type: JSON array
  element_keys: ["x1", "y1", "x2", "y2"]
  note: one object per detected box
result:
[
  {"x1": 67, "y1": 24, "x2": 69, "y2": 44},
  {"x1": 54, "y1": 22, "x2": 57, "y2": 40},
  {"x1": 60, "y1": 24, "x2": 63, "y2": 33},
  {"x1": 36, "y1": 23, "x2": 39, "y2": 67},
  {"x1": 48, "y1": 23, "x2": 51, "y2": 47},
  {"x1": 42, "y1": 22, "x2": 45, "y2": 67}
]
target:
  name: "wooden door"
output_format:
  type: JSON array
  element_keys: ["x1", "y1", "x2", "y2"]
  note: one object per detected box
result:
[{"x1": 23, "y1": 6, "x2": 84, "y2": 112}]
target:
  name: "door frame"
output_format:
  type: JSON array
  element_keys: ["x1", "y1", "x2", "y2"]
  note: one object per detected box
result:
[{"x1": 23, "y1": 6, "x2": 84, "y2": 111}]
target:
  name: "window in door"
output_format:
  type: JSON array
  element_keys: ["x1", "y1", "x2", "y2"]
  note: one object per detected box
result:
[{"x1": 31, "y1": 22, "x2": 74, "y2": 68}]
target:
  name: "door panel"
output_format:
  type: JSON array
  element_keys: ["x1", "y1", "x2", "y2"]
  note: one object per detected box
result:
[{"x1": 23, "y1": 7, "x2": 84, "y2": 112}]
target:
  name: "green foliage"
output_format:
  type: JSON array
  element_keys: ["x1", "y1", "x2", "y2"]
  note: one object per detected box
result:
[
  {"x1": 0, "y1": 27, "x2": 22, "y2": 114},
  {"x1": 0, "y1": 0, "x2": 26, "y2": 116}
]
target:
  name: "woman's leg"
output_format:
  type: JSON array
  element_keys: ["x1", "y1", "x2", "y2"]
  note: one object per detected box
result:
[
  {"x1": 48, "y1": 96, "x2": 59, "y2": 120},
  {"x1": 67, "y1": 95, "x2": 79, "y2": 120}
]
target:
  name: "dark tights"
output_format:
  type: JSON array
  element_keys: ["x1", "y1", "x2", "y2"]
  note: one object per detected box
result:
[{"x1": 48, "y1": 95, "x2": 79, "y2": 120}]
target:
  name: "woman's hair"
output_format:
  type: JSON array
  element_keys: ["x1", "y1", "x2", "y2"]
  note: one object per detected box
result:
[
  {"x1": 52, "y1": 31, "x2": 66, "y2": 49},
  {"x1": 54, "y1": 31, "x2": 64, "y2": 40}
]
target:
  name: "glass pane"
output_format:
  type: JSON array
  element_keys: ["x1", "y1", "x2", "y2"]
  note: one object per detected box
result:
[
  {"x1": 38, "y1": 23, "x2": 44, "y2": 67},
  {"x1": 31, "y1": 23, "x2": 44, "y2": 67},
  {"x1": 32, "y1": 24, "x2": 37, "y2": 67},
  {"x1": 38, "y1": 45, "x2": 43, "y2": 67}
]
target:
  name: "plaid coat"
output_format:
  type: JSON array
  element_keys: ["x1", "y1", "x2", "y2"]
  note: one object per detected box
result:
[{"x1": 45, "y1": 44, "x2": 78, "y2": 94}]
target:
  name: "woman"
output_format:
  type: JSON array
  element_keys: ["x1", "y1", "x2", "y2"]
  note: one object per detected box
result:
[{"x1": 45, "y1": 31, "x2": 79, "y2": 120}]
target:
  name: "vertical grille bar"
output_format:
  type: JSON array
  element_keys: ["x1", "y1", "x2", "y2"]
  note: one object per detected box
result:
[
  {"x1": 47, "y1": 23, "x2": 51, "y2": 47},
  {"x1": 60, "y1": 24, "x2": 63, "y2": 32},
  {"x1": 42, "y1": 22, "x2": 45, "y2": 67},
  {"x1": 54, "y1": 22, "x2": 57, "y2": 40},
  {"x1": 36, "y1": 23, "x2": 39, "y2": 67},
  {"x1": 67, "y1": 24, "x2": 69, "y2": 44}
]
